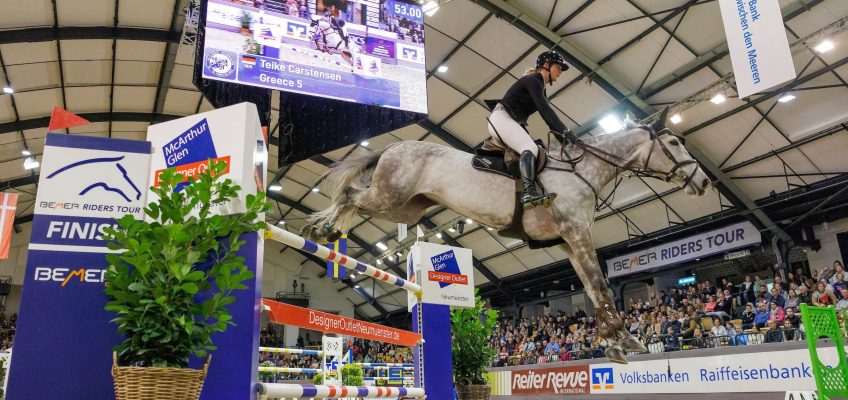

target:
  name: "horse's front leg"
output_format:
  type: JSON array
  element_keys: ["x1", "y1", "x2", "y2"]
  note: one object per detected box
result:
[{"x1": 558, "y1": 220, "x2": 646, "y2": 363}]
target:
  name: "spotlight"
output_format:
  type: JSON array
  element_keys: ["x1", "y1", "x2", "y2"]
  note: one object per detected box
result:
[
  {"x1": 360, "y1": 141, "x2": 369, "y2": 147},
  {"x1": 465, "y1": 218, "x2": 473, "y2": 224},
  {"x1": 815, "y1": 39, "x2": 835, "y2": 53},
  {"x1": 422, "y1": 0, "x2": 439, "y2": 16},
  {"x1": 437, "y1": 65, "x2": 448, "y2": 73},
  {"x1": 778, "y1": 94, "x2": 796, "y2": 103},
  {"x1": 2, "y1": 87, "x2": 12, "y2": 94},
  {"x1": 23, "y1": 156, "x2": 39, "y2": 170},
  {"x1": 710, "y1": 94, "x2": 726, "y2": 104},
  {"x1": 599, "y1": 114, "x2": 624, "y2": 133},
  {"x1": 269, "y1": 183, "x2": 282, "y2": 191},
  {"x1": 396, "y1": 252, "x2": 403, "y2": 257},
  {"x1": 436, "y1": 233, "x2": 442, "y2": 239},
  {"x1": 376, "y1": 259, "x2": 382, "y2": 265},
  {"x1": 448, "y1": 228, "x2": 456, "y2": 233},
  {"x1": 355, "y1": 285, "x2": 360, "y2": 289},
  {"x1": 277, "y1": 220, "x2": 285, "y2": 225},
  {"x1": 486, "y1": 227, "x2": 494, "y2": 231},
  {"x1": 376, "y1": 242, "x2": 388, "y2": 250},
  {"x1": 311, "y1": 187, "x2": 319, "y2": 192},
  {"x1": 21, "y1": 149, "x2": 31, "y2": 156},
  {"x1": 388, "y1": 256, "x2": 394, "y2": 261},
  {"x1": 669, "y1": 114, "x2": 682, "y2": 124}
]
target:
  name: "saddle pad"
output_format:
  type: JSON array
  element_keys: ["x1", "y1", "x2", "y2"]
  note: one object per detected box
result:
[{"x1": 471, "y1": 154, "x2": 517, "y2": 179}]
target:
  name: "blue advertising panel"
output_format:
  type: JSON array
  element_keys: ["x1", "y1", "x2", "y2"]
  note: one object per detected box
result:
[
  {"x1": 6, "y1": 134, "x2": 152, "y2": 400},
  {"x1": 385, "y1": 0, "x2": 424, "y2": 23}
]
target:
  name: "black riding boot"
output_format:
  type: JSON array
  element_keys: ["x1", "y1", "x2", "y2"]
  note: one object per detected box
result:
[{"x1": 519, "y1": 150, "x2": 556, "y2": 210}]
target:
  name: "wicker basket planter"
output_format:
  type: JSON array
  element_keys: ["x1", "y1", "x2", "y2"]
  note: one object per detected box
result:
[
  {"x1": 112, "y1": 353, "x2": 211, "y2": 400},
  {"x1": 456, "y1": 383, "x2": 491, "y2": 400}
]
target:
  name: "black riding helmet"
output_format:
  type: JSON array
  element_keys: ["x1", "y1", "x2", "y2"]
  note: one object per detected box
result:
[
  {"x1": 535, "y1": 51, "x2": 569, "y2": 86},
  {"x1": 535, "y1": 50, "x2": 569, "y2": 71}
]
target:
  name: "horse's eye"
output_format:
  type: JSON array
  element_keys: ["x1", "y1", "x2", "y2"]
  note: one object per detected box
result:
[{"x1": 669, "y1": 138, "x2": 680, "y2": 146}]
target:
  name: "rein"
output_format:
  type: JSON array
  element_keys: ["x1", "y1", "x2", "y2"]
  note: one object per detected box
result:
[{"x1": 545, "y1": 127, "x2": 698, "y2": 210}]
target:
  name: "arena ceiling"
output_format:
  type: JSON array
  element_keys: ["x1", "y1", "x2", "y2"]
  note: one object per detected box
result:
[{"x1": 1, "y1": 0, "x2": 848, "y2": 324}]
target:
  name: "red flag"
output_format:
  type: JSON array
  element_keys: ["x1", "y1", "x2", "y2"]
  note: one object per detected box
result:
[
  {"x1": 48, "y1": 106, "x2": 89, "y2": 132},
  {"x1": 0, "y1": 193, "x2": 18, "y2": 260}
]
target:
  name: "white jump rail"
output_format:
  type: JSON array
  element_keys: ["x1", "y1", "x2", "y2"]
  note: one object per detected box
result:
[
  {"x1": 257, "y1": 383, "x2": 425, "y2": 399},
  {"x1": 354, "y1": 363, "x2": 413, "y2": 367},
  {"x1": 260, "y1": 347, "x2": 323, "y2": 356},
  {"x1": 265, "y1": 226, "x2": 422, "y2": 294}
]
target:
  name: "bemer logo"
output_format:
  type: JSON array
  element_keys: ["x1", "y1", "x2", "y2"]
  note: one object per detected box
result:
[
  {"x1": 34, "y1": 267, "x2": 106, "y2": 287},
  {"x1": 591, "y1": 367, "x2": 614, "y2": 390}
]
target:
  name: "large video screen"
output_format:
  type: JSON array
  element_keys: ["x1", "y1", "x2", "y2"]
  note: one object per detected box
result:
[{"x1": 202, "y1": 0, "x2": 427, "y2": 114}]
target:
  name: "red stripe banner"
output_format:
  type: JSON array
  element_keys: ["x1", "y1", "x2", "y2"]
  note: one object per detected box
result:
[{"x1": 262, "y1": 299, "x2": 420, "y2": 347}]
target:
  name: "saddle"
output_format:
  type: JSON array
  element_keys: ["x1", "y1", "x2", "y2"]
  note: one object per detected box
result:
[{"x1": 471, "y1": 137, "x2": 564, "y2": 250}]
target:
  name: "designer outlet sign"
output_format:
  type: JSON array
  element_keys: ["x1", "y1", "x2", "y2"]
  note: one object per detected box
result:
[
  {"x1": 407, "y1": 242, "x2": 475, "y2": 310},
  {"x1": 718, "y1": 0, "x2": 796, "y2": 98},
  {"x1": 606, "y1": 221, "x2": 761, "y2": 278}
]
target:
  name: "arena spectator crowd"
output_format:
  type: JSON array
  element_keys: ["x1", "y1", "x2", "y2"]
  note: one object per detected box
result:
[{"x1": 487, "y1": 262, "x2": 848, "y2": 367}]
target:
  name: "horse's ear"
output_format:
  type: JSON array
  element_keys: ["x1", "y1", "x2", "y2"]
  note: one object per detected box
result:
[{"x1": 652, "y1": 107, "x2": 669, "y2": 131}]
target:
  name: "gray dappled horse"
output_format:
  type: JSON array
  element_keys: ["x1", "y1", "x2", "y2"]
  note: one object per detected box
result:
[{"x1": 302, "y1": 111, "x2": 711, "y2": 363}]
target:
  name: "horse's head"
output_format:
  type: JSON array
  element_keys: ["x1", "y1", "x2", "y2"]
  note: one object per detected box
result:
[{"x1": 636, "y1": 108, "x2": 711, "y2": 196}]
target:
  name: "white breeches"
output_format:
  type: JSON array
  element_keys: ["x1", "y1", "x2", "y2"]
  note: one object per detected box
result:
[{"x1": 487, "y1": 109, "x2": 538, "y2": 157}]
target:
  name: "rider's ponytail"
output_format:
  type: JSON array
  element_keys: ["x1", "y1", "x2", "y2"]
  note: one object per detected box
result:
[{"x1": 524, "y1": 67, "x2": 538, "y2": 76}]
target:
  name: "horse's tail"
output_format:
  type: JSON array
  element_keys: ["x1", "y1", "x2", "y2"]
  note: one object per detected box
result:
[{"x1": 306, "y1": 147, "x2": 387, "y2": 239}]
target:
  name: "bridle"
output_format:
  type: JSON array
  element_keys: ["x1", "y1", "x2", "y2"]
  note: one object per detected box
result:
[{"x1": 546, "y1": 126, "x2": 701, "y2": 209}]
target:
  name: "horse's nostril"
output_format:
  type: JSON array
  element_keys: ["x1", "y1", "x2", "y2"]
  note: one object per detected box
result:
[{"x1": 702, "y1": 178, "x2": 709, "y2": 188}]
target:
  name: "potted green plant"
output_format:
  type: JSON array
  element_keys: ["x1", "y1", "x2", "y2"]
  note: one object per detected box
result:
[
  {"x1": 451, "y1": 289, "x2": 498, "y2": 400},
  {"x1": 240, "y1": 11, "x2": 253, "y2": 35},
  {"x1": 313, "y1": 364, "x2": 364, "y2": 386},
  {"x1": 104, "y1": 160, "x2": 270, "y2": 400}
]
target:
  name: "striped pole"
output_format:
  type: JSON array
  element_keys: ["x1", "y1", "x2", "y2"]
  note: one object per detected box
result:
[
  {"x1": 265, "y1": 226, "x2": 422, "y2": 294},
  {"x1": 259, "y1": 347, "x2": 323, "y2": 356},
  {"x1": 257, "y1": 383, "x2": 425, "y2": 398},
  {"x1": 362, "y1": 377, "x2": 415, "y2": 380},
  {"x1": 354, "y1": 363, "x2": 414, "y2": 368},
  {"x1": 257, "y1": 367, "x2": 321, "y2": 374}
]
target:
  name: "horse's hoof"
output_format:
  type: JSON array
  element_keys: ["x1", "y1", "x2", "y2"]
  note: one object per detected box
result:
[
  {"x1": 605, "y1": 346, "x2": 628, "y2": 364},
  {"x1": 621, "y1": 336, "x2": 648, "y2": 353},
  {"x1": 326, "y1": 230, "x2": 342, "y2": 243}
]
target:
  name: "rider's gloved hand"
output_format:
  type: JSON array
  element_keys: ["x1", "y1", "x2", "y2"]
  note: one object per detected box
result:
[{"x1": 561, "y1": 129, "x2": 579, "y2": 145}]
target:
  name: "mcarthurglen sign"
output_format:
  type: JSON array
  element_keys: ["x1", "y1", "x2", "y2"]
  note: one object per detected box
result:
[{"x1": 606, "y1": 221, "x2": 762, "y2": 279}]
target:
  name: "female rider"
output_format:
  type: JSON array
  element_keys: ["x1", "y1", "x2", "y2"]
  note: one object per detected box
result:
[{"x1": 488, "y1": 51, "x2": 578, "y2": 210}]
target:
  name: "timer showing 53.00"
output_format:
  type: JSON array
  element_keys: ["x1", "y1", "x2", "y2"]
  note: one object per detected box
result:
[{"x1": 388, "y1": 0, "x2": 423, "y2": 21}]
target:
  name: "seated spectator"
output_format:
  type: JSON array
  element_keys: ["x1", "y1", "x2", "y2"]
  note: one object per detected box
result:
[
  {"x1": 688, "y1": 328, "x2": 706, "y2": 349},
  {"x1": 754, "y1": 302, "x2": 770, "y2": 328},
  {"x1": 681, "y1": 313, "x2": 703, "y2": 339},
  {"x1": 831, "y1": 262, "x2": 845, "y2": 285},
  {"x1": 837, "y1": 290, "x2": 848, "y2": 312},
  {"x1": 833, "y1": 273, "x2": 847, "y2": 298},
  {"x1": 756, "y1": 285, "x2": 769, "y2": 302},
  {"x1": 813, "y1": 281, "x2": 837, "y2": 306},
  {"x1": 746, "y1": 325, "x2": 764, "y2": 345},
  {"x1": 769, "y1": 302, "x2": 785, "y2": 324},
  {"x1": 704, "y1": 296, "x2": 717, "y2": 312},
  {"x1": 784, "y1": 307, "x2": 801, "y2": 328},
  {"x1": 544, "y1": 339, "x2": 559, "y2": 356},
  {"x1": 798, "y1": 285, "x2": 812, "y2": 305},
  {"x1": 784, "y1": 289, "x2": 801, "y2": 312},
  {"x1": 664, "y1": 326, "x2": 680, "y2": 351},
  {"x1": 782, "y1": 320, "x2": 802, "y2": 342},
  {"x1": 741, "y1": 303, "x2": 756, "y2": 329},
  {"x1": 765, "y1": 321, "x2": 784, "y2": 343},
  {"x1": 710, "y1": 318, "x2": 727, "y2": 337},
  {"x1": 766, "y1": 287, "x2": 786, "y2": 308}
]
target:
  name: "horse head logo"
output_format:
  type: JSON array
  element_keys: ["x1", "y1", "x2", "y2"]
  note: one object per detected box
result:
[{"x1": 46, "y1": 156, "x2": 142, "y2": 203}]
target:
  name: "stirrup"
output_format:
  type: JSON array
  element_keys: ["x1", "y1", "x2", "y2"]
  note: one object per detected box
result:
[{"x1": 522, "y1": 192, "x2": 557, "y2": 210}]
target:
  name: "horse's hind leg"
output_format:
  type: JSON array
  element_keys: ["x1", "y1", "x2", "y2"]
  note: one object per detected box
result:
[{"x1": 303, "y1": 186, "x2": 361, "y2": 243}]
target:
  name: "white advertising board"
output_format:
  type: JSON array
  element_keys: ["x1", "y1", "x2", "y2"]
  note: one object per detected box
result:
[
  {"x1": 588, "y1": 348, "x2": 815, "y2": 394},
  {"x1": 407, "y1": 242, "x2": 474, "y2": 310},
  {"x1": 718, "y1": 0, "x2": 796, "y2": 98},
  {"x1": 146, "y1": 102, "x2": 266, "y2": 217},
  {"x1": 606, "y1": 221, "x2": 761, "y2": 278}
]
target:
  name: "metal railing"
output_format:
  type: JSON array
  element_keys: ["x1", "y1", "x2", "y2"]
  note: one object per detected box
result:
[{"x1": 489, "y1": 328, "x2": 806, "y2": 367}]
